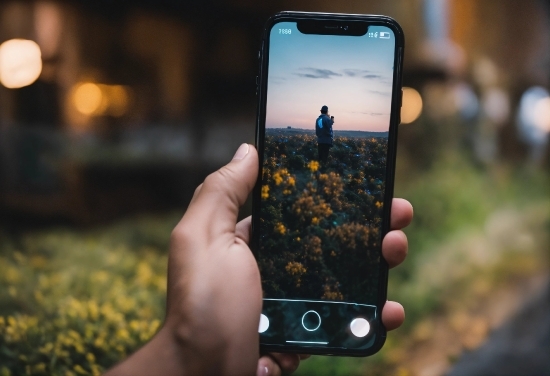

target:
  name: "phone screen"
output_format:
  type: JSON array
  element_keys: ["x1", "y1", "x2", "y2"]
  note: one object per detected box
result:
[{"x1": 256, "y1": 19, "x2": 399, "y2": 353}]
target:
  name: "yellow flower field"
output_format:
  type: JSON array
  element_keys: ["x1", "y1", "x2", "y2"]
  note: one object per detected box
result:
[
  {"x1": 1, "y1": 158, "x2": 548, "y2": 376},
  {"x1": 0, "y1": 215, "x2": 178, "y2": 375}
]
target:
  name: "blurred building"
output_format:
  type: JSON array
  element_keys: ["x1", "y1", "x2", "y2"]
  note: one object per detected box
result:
[{"x1": 0, "y1": 0, "x2": 549, "y2": 226}]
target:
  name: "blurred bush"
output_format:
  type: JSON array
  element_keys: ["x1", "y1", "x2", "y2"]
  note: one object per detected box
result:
[
  {"x1": 295, "y1": 152, "x2": 550, "y2": 375},
  {"x1": 0, "y1": 214, "x2": 179, "y2": 375},
  {"x1": 1, "y1": 153, "x2": 548, "y2": 375}
]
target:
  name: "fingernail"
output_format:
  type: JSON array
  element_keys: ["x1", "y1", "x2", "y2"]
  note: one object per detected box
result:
[
  {"x1": 256, "y1": 362, "x2": 269, "y2": 376},
  {"x1": 233, "y1": 143, "x2": 250, "y2": 160}
]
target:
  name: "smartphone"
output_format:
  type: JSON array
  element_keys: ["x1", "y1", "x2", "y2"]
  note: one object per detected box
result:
[{"x1": 252, "y1": 12, "x2": 404, "y2": 356}]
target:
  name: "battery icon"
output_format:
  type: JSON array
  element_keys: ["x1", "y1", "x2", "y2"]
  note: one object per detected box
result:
[{"x1": 379, "y1": 32, "x2": 391, "y2": 39}]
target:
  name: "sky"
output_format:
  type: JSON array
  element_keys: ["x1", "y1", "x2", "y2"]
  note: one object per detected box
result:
[{"x1": 266, "y1": 22, "x2": 396, "y2": 132}]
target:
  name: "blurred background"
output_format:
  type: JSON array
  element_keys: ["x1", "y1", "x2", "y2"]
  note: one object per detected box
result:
[{"x1": 0, "y1": 0, "x2": 549, "y2": 375}]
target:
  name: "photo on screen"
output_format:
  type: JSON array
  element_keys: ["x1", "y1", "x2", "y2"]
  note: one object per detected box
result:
[{"x1": 259, "y1": 23, "x2": 395, "y2": 305}]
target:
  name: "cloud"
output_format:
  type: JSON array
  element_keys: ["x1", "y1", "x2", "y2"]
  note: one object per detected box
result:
[
  {"x1": 343, "y1": 69, "x2": 383, "y2": 79},
  {"x1": 270, "y1": 76, "x2": 286, "y2": 84},
  {"x1": 294, "y1": 67, "x2": 389, "y2": 82},
  {"x1": 295, "y1": 68, "x2": 342, "y2": 79},
  {"x1": 367, "y1": 89, "x2": 391, "y2": 96},
  {"x1": 363, "y1": 74, "x2": 383, "y2": 79},
  {"x1": 350, "y1": 111, "x2": 389, "y2": 116},
  {"x1": 343, "y1": 69, "x2": 372, "y2": 77}
]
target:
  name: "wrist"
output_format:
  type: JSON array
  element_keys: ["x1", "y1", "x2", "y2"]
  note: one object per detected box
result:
[
  {"x1": 105, "y1": 324, "x2": 189, "y2": 376},
  {"x1": 167, "y1": 312, "x2": 258, "y2": 375}
]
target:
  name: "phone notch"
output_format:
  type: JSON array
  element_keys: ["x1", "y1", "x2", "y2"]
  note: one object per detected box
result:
[{"x1": 297, "y1": 20, "x2": 368, "y2": 36}]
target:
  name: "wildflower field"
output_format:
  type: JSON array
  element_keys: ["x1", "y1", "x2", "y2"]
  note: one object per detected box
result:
[
  {"x1": 1, "y1": 151, "x2": 548, "y2": 376},
  {"x1": 259, "y1": 128, "x2": 389, "y2": 303},
  {"x1": 0, "y1": 216, "x2": 178, "y2": 375}
]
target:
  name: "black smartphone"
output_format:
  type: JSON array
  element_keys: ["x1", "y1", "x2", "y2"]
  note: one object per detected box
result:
[{"x1": 252, "y1": 12, "x2": 404, "y2": 356}]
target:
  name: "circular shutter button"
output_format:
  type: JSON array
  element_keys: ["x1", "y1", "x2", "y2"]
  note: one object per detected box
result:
[{"x1": 301, "y1": 310, "x2": 321, "y2": 331}]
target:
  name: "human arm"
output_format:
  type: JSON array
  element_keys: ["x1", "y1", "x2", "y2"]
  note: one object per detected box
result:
[{"x1": 105, "y1": 144, "x2": 412, "y2": 376}]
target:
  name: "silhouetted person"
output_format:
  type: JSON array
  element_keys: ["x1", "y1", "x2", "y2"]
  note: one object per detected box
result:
[{"x1": 315, "y1": 105, "x2": 334, "y2": 163}]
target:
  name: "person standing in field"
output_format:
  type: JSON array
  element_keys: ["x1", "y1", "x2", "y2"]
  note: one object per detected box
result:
[{"x1": 315, "y1": 105, "x2": 334, "y2": 163}]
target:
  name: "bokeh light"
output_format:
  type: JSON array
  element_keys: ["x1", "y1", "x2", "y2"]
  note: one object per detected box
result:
[
  {"x1": 533, "y1": 97, "x2": 550, "y2": 132},
  {"x1": 401, "y1": 87, "x2": 423, "y2": 124},
  {"x1": 72, "y1": 82, "x2": 104, "y2": 116},
  {"x1": 106, "y1": 85, "x2": 130, "y2": 117},
  {"x1": 518, "y1": 86, "x2": 550, "y2": 145},
  {"x1": 0, "y1": 39, "x2": 42, "y2": 89},
  {"x1": 452, "y1": 82, "x2": 479, "y2": 120},
  {"x1": 483, "y1": 88, "x2": 509, "y2": 125},
  {"x1": 71, "y1": 82, "x2": 130, "y2": 117}
]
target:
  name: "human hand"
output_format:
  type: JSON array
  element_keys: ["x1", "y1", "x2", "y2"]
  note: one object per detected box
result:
[
  {"x1": 106, "y1": 144, "x2": 413, "y2": 376},
  {"x1": 106, "y1": 143, "x2": 262, "y2": 375}
]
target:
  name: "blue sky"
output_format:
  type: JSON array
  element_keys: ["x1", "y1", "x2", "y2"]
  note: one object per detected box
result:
[{"x1": 266, "y1": 22, "x2": 395, "y2": 132}]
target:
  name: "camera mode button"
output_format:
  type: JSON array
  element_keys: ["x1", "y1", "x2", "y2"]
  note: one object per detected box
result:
[
  {"x1": 301, "y1": 310, "x2": 321, "y2": 331},
  {"x1": 258, "y1": 313, "x2": 269, "y2": 333},
  {"x1": 350, "y1": 318, "x2": 370, "y2": 337}
]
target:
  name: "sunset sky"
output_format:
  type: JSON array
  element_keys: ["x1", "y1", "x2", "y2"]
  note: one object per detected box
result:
[{"x1": 266, "y1": 22, "x2": 395, "y2": 132}]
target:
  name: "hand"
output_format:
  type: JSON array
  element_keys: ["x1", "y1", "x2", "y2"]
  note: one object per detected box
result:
[
  {"x1": 106, "y1": 143, "x2": 262, "y2": 375},
  {"x1": 253, "y1": 198, "x2": 413, "y2": 375},
  {"x1": 106, "y1": 144, "x2": 413, "y2": 376}
]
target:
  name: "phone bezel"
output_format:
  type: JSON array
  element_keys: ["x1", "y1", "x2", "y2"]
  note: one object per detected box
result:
[{"x1": 252, "y1": 11, "x2": 405, "y2": 357}]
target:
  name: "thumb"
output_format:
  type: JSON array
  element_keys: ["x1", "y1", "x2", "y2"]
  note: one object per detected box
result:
[{"x1": 182, "y1": 143, "x2": 259, "y2": 240}]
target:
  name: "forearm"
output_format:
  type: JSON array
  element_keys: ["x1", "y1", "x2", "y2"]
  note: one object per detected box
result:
[
  {"x1": 104, "y1": 326, "x2": 188, "y2": 376},
  {"x1": 104, "y1": 322, "x2": 256, "y2": 376}
]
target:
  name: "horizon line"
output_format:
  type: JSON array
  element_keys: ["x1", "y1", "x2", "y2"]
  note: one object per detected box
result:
[{"x1": 266, "y1": 127, "x2": 389, "y2": 132}]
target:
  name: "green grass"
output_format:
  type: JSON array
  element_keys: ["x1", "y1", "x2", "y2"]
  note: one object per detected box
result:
[
  {"x1": 1, "y1": 153, "x2": 549, "y2": 376},
  {"x1": 295, "y1": 155, "x2": 550, "y2": 375}
]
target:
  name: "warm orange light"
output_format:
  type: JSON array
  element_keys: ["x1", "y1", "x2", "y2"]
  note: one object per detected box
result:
[
  {"x1": 72, "y1": 83, "x2": 104, "y2": 116},
  {"x1": 105, "y1": 85, "x2": 129, "y2": 117},
  {"x1": 71, "y1": 82, "x2": 130, "y2": 117},
  {"x1": 401, "y1": 87, "x2": 423, "y2": 124},
  {"x1": 0, "y1": 39, "x2": 42, "y2": 89}
]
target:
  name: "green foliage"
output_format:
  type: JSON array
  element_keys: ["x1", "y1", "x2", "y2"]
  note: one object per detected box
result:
[
  {"x1": 1, "y1": 145, "x2": 548, "y2": 375},
  {"x1": 392, "y1": 154, "x2": 550, "y2": 326},
  {"x1": 295, "y1": 154, "x2": 550, "y2": 375},
  {"x1": 0, "y1": 215, "x2": 177, "y2": 375}
]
